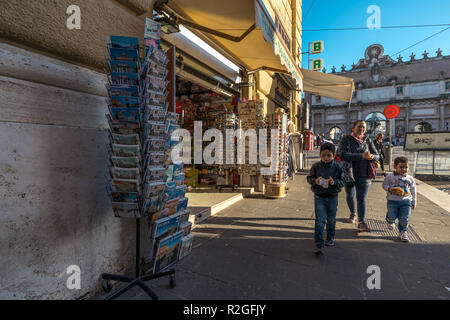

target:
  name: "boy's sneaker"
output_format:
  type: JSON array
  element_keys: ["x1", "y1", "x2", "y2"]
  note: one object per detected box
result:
[
  {"x1": 400, "y1": 231, "x2": 409, "y2": 242},
  {"x1": 314, "y1": 247, "x2": 323, "y2": 255},
  {"x1": 358, "y1": 221, "x2": 371, "y2": 232},
  {"x1": 325, "y1": 239, "x2": 335, "y2": 247},
  {"x1": 387, "y1": 222, "x2": 395, "y2": 230},
  {"x1": 348, "y1": 213, "x2": 357, "y2": 223}
]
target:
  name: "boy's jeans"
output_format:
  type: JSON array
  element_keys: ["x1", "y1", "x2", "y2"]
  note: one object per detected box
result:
[
  {"x1": 314, "y1": 195, "x2": 338, "y2": 248},
  {"x1": 386, "y1": 200, "x2": 411, "y2": 232}
]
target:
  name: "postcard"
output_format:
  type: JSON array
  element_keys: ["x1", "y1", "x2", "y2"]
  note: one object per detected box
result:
[
  {"x1": 179, "y1": 221, "x2": 192, "y2": 237},
  {"x1": 107, "y1": 36, "x2": 139, "y2": 50},
  {"x1": 143, "y1": 194, "x2": 165, "y2": 216},
  {"x1": 111, "y1": 133, "x2": 139, "y2": 145},
  {"x1": 112, "y1": 202, "x2": 140, "y2": 218},
  {"x1": 143, "y1": 181, "x2": 166, "y2": 198},
  {"x1": 108, "y1": 47, "x2": 140, "y2": 62},
  {"x1": 107, "y1": 84, "x2": 140, "y2": 97},
  {"x1": 178, "y1": 209, "x2": 191, "y2": 225},
  {"x1": 144, "y1": 18, "x2": 161, "y2": 40},
  {"x1": 177, "y1": 197, "x2": 188, "y2": 212},
  {"x1": 110, "y1": 72, "x2": 140, "y2": 86},
  {"x1": 151, "y1": 211, "x2": 182, "y2": 242},
  {"x1": 111, "y1": 179, "x2": 140, "y2": 193},
  {"x1": 178, "y1": 234, "x2": 194, "y2": 260},
  {"x1": 108, "y1": 96, "x2": 140, "y2": 108},
  {"x1": 144, "y1": 136, "x2": 166, "y2": 152},
  {"x1": 109, "y1": 60, "x2": 140, "y2": 74},
  {"x1": 109, "y1": 107, "x2": 140, "y2": 123},
  {"x1": 153, "y1": 230, "x2": 184, "y2": 273},
  {"x1": 112, "y1": 144, "x2": 140, "y2": 157},
  {"x1": 111, "y1": 191, "x2": 139, "y2": 203},
  {"x1": 111, "y1": 156, "x2": 140, "y2": 169},
  {"x1": 145, "y1": 105, "x2": 167, "y2": 122},
  {"x1": 111, "y1": 167, "x2": 140, "y2": 180}
]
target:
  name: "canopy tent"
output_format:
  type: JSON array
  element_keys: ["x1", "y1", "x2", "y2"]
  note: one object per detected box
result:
[{"x1": 301, "y1": 68, "x2": 355, "y2": 103}]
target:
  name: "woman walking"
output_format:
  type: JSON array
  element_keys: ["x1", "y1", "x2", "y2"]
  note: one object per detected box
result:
[
  {"x1": 374, "y1": 133, "x2": 386, "y2": 176},
  {"x1": 337, "y1": 120, "x2": 380, "y2": 232}
]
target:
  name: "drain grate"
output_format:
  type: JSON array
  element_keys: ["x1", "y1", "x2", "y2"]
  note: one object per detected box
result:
[{"x1": 364, "y1": 219, "x2": 423, "y2": 242}]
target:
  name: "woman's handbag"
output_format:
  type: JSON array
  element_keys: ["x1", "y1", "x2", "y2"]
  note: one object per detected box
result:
[
  {"x1": 367, "y1": 161, "x2": 377, "y2": 179},
  {"x1": 366, "y1": 139, "x2": 377, "y2": 179}
]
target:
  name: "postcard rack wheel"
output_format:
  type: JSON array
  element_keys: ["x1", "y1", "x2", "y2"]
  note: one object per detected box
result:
[
  {"x1": 169, "y1": 274, "x2": 176, "y2": 288},
  {"x1": 102, "y1": 279, "x2": 113, "y2": 293}
]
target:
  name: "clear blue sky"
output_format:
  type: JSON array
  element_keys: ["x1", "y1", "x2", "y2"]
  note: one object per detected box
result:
[{"x1": 300, "y1": 0, "x2": 450, "y2": 71}]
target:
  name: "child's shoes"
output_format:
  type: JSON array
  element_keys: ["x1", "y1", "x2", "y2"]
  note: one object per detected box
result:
[{"x1": 400, "y1": 231, "x2": 409, "y2": 242}]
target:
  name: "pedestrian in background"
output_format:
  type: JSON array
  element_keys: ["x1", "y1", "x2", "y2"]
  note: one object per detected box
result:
[
  {"x1": 307, "y1": 142, "x2": 345, "y2": 255},
  {"x1": 374, "y1": 133, "x2": 386, "y2": 176},
  {"x1": 382, "y1": 156, "x2": 417, "y2": 242},
  {"x1": 337, "y1": 120, "x2": 379, "y2": 232}
]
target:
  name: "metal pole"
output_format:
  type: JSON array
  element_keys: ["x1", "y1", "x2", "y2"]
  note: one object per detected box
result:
[
  {"x1": 308, "y1": 42, "x2": 311, "y2": 70},
  {"x1": 432, "y1": 151, "x2": 435, "y2": 176},
  {"x1": 389, "y1": 119, "x2": 392, "y2": 172},
  {"x1": 136, "y1": 218, "x2": 140, "y2": 278},
  {"x1": 414, "y1": 151, "x2": 419, "y2": 177}
]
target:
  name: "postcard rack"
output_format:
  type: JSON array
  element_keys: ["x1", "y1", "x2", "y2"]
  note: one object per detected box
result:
[{"x1": 101, "y1": 20, "x2": 193, "y2": 300}]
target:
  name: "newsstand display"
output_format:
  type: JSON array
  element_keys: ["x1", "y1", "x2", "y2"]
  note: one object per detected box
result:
[{"x1": 101, "y1": 18, "x2": 193, "y2": 300}]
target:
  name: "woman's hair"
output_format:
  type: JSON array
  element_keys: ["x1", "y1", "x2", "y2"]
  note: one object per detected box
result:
[
  {"x1": 376, "y1": 133, "x2": 383, "y2": 140},
  {"x1": 352, "y1": 120, "x2": 365, "y2": 129}
]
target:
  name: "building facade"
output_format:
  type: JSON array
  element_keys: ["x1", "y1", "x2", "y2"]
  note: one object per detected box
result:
[{"x1": 310, "y1": 44, "x2": 450, "y2": 144}]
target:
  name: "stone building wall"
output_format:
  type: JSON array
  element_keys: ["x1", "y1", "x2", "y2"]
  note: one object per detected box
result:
[{"x1": 0, "y1": 0, "x2": 155, "y2": 299}]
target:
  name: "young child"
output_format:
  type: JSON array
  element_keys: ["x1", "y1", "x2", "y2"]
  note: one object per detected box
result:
[
  {"x1": 382, "y1": 156, "x2": 417, "y2": 242},
  {"x1": 307, "y1": 142, "x2": 345, "y2": 254}
]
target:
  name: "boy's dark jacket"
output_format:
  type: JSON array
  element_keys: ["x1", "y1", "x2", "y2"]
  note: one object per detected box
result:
[{"x1": 307, "y1": 160, "x2": 345, "y2": 197}]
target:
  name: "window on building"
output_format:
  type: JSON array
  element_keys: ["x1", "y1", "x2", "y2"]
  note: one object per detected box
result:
[
  {"x1": 315, "y1": 95, "x2": 321, "y2": 103},
  {"x1": 446, "y1": 81, "x2": 450, "y2": 91},
  {"x1": 397, "y1": 86, "x2": 403, "y2": 95}
]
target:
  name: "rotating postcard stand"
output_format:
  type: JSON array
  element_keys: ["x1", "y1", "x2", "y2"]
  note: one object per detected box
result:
[{"x1": 101, "y1": 33, "x2": 176, "y2": 300}]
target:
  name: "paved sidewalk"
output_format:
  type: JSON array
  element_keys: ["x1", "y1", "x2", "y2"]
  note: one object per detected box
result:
[{"x1": 103, "y1": 172, "x2": 450, "y2": 300}]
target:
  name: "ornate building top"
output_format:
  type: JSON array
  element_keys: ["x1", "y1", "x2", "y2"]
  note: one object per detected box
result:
[{"x1": 331, "y1": 44, "x2": 449, "y2": 88}]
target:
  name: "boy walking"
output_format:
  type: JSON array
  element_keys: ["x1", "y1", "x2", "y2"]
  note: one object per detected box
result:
[
  {"x1": 307, "y1": 143, "x2": 345, "y2": 254},
  {"x1": 382, "y1": 156, "x2": 417, "y2": 242}
]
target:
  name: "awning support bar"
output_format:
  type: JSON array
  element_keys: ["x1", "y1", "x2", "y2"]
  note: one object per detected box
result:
[
  {"x1": 179, "y1": 19, "x2": 256, "y2": 42},
  {"x1": 247, "y1": 66, "x2": 290, "y2": 75}
]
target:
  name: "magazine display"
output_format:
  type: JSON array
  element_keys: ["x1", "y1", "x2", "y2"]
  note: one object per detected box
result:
[{"x1": 104, "y1": 19, "x2": 194, "y2": 273}]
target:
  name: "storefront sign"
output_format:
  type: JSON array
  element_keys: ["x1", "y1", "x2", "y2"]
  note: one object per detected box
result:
[
  {"x1": 311, "y1": 41, "x2": 324, "y2": 54},
  {"x1": 311, "y1": 58, "x2": 323, "y2": 71}
]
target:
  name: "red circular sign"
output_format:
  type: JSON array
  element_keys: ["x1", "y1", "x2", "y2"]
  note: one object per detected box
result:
[{"x1": 383, "y1": 105, "x2": 400, "y2": 119}]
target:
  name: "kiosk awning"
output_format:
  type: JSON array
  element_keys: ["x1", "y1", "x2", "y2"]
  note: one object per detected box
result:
[
  {"x1": 301, "y1": 68, "x2": 355, "y2": 103},
  {"x1": 165, "y1": 0, "x2": 303, "y2": 88}
]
